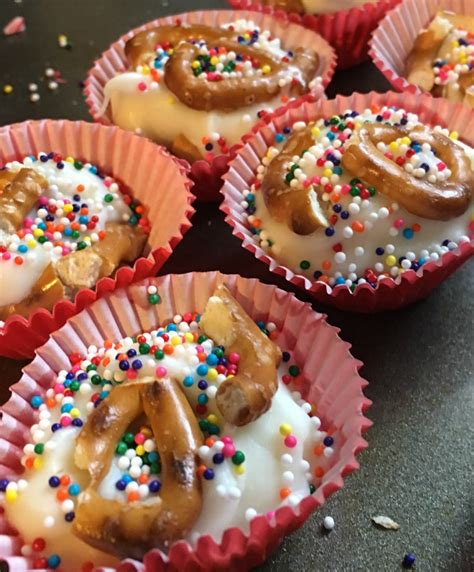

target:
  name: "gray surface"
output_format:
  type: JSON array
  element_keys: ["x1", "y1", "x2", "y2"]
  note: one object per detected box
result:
[{"x1": 0, "y1": 0, "x2": 473, "y2": 570}]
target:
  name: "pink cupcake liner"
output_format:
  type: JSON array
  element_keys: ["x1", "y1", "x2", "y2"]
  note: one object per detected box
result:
[
  {"x1": 83, "y1": 9, "x2": 335, "y2": 203},
  {"x1": 370, "y1": 0, "x2": 474, "y2": 94},
  {"x1": 220, "y1": 91, "x2": 474, "y2": 312},
  {"x1": 227, "y1": 0, "x2": 402, "y2": 69},
  {"x1": 0, "y1": 271, "x2": 371, "y2": 571},
  {"x1": 0, "y1": 120, "x2": 195, "y2": 360}
]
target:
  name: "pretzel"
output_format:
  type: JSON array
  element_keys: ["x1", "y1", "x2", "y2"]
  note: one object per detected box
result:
[
  {"x1": 0, "y1": 168, "x2": 48, "y2": 234},
  {"x1": 261, "y1": 126, "x2": 329, "y2": 235},
  {"x1": 341, "y1": 123, "x2": 473, "y2": 221},
  {"x1": 55, "y1": 222, "x2": 147, "y2": 290},
  {"x1": 73, "y1": 376, "x2": 203, "y2": 558},
  {"x1": 200, "y1": 284, "x2": 281, "y2": 426},
  {"x1": 125, "y1": 24, "x2": 319, "y2": 112},
  {"x1": 0, "y1": 263, "x2": 64, "y2": 320},
  {"x1": 407, "y1": 11, "x2": 474, "y2": 103}
]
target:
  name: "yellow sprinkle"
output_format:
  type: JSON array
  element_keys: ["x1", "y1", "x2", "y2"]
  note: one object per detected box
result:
[
  {"x1": 65, "y1": 156, "x2": 74, "y2": 164},
  {"x1": 400, "y1": 137, "x2": 411, "y2": 146},
  {"x1": 33, "y1": 457, "x2": 43, "y2": 470},
  {"x1": 449, "y1": 131, "x2": 459, "y2": 140},
  {"x1": 33, "y1": 229, "x2": 44, "y2": 237},
  {"x1": 234, "y1": 464, "x2": 245, "y2": 475},
  {"x1": 136, "y1": 445, "x2": 145, "y2": 456},
  {"x1": 5, "y1": 489, "x2": 18, "y2": 502},
  {"x1": 140, "y1": 426, "x2": 152, "y2": 437},
  {"x1": 3, "y1": 84, "x2": 13, "y2": 95},
  {"x1": 451, "y1": 40, "x2": 459, "y2": 48},
  {"x1": 385, "y1": 255, "x2": 396, "y2": 267},
  {"x1": 323, "y1": 168, "x2": 333, "y2": 178},
  {"x1": 63, "y1": 204, "x2": 73, "y2": 213},
  {"x1": 262, "y1": 64, "x2": 271, "y2": 75},
  {"x1": 191, "y1": 61, "x2": 200, "y2": 69},
  {"x1": 210, "y1": 56, "x2": 219, "y2": 66},
  {"x1": 184, "y1": 332, "x2": 194, "y2": 343},
  {"x1": 279, "y1": 423, "x2": 292, "y2": 436},
  {"x1": 27, "y1": 240, "x2": 37, "y2": 249},
  {"x1": 70, "y1": 408, "x2": 81, "y2": 419},
  {"x1": 311, "y1": 126, "x2": 320, "y2": 137},
  {"x1": 207, "y1": 368, "x2": 218, "y2": 380},
  {"x1": 167, "y1": 96, "x2": 175, "y2": 105},
  {"x1": 142, "y1": 65, "x2": 150, "y2": 75},
  {"x1": 244, "y1": 33, "x2": 250, "y2": 40},
  {"x1": 226, "y1": 374, "x2": 234, "y2": 379},
  {"x1": 171, "y1": 336, "x2": 181, "y2": 346},
  {"x1": 207, "y1": 414, "x2": 219, "y2": 425},
  {"x1": 389, "y1": 141, "x2": 399, "y2": 152}
]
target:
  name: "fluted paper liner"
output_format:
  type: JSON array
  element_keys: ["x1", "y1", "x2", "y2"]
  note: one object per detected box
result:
[
  {"x1": 228, "y1": 0, "x2": 402, "y2": 69},
  {"x1": 220, "y1": 91, "x2": 474, "y2": 312},
  {"x1": 0, "y1": 272, "x2": 370, "y2": 571},
  {"x1": 0, "y1": 120, "x2": 194, "y2": 359},
  {"x1": 84, "y1": 9, "x2": 335, "y2": 202},
  {"x1": 370, "y1": 0, "x2": 474, "y2": 94}
]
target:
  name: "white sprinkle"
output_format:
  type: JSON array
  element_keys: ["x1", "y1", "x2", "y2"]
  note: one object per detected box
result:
[
  {"x1": 44, "y1": 516, "x2": 55, "y2": 528},
  {"x1": 245, "y1": 508, "x2": 258, "y2": 521},
  {"x1": 323, "y1": 515, "x2": 335, "y2": 530}
]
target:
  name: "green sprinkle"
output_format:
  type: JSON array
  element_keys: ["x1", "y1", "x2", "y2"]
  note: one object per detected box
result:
[
  {"x1": 289, "y1": 365, "x2": 300, "y2": 377},
  {"x1": 350, "y1": 187, "x2": 360, "y2": 197},
  {"x1": 76, "y1": 241, "x2": 87, "y2": 250},
  {"x1": 71, "y1": 230, "x2": 80, "y2": 239},
  {"x1": 309, "y1": 483, "x2": 316, "y2": 494},
  {"x1": 104, "y1": 193, "x2": 114, "y2": 203},
  {"x1": 74, "y1": 160, "x2": 83, "y2": 170},
  {"x1": 300, "y1": 260, "x2": 310, "y2": 270},
  {"x1": 197, "y1": 335, "x2": 207, "y2": 344},
  {"x1": 154, "y1": 349, "x2": 164, "y2": 360},
  {"x1": 368, "y1": 186, "x2": 376, "y2": 196},
  {"x1": 70, "y1": 381, "x2": 80, "y2": 392},
  {"x1": 91, "y1": 374, "x2": 102, "y2": 386},
  {"x1": 116, "y1": 441, "x2": 128, "y2": 455},
  {"x1": 148, "y1": 293, "x2": 161, "y2": 305},
  {"x1": 232, "y1": 451, "x2": 245, "y2": 465},
  {"x1": 34, "y1": 443, "x2": 44, "y2": 455},
  {"x1": 123, "y1": 432, "x2": 135, "y2": 446},
  {"x1": 139, "y1": 343, "x2": 150, "y2": 355},
  {"x1": 86, "y1": 364, "x2": 97, "y2": 372}
]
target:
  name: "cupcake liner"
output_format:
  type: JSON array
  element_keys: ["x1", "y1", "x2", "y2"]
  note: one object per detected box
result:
[
  {"x1": 0, "y1": 120, "x2": 195, "y2": 360},
  {"x1": 227, "y1": 0, "x2": 402, "y2": 69},
  {"x1": 83, "y1": 9, "x2": 334, "y2": 202},
  {"x1": 369, "y1": 0, "x2": 474, "y2": 94},
  {"x1": 0, "y1": 271, "x2": 370, "y2": 571},
  {"x1": 220, "y1": 91, "x2": 474, "y2": 313}
]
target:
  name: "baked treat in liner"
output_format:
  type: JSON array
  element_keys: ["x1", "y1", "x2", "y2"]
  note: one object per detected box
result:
[
  {"x1": 0, "y1": 153, "x2": 149, "y2": 321},
  {"x1": 406, "y1": 10, "x2": 474, "y2": 106},
  {"x1": 255, "y1": 0, "x2": 378, "y2": 14},
  {"x1": 242, "y1": 106, "x2": 473, "y2": 290},
  {"x1": 1, "y1": 285, "x2": 339, "y2": 568},
  {"x1": 103, "y1": 18, "x2": 321, "y2": 163}
]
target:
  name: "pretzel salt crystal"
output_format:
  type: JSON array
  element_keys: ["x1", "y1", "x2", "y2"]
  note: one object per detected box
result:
[
  {"x1": 125, "y1": 24, "x2": 319, "y2": 112},
  {"x1": 55, "y1": 222, "x2": 147, "y2": 290},
  {"x1": 341, "y1": 123, "x2": 473, "y2": 221},
  {"x1": 262, "y1": 126, "x2": 329, "y2": 235},
  {"x1": 0, "y1": 168, "x2": 48, "y2": 234},
  {"x1": 200, "y1": 284, "x2": 281, "y2": 426},
  {"x1": 74, "y1": 377, "x2": 203, "y2": 558}
]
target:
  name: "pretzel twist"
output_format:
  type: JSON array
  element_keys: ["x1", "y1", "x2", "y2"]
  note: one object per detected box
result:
[
  {"x1": 125, "y1": 24, "x2": 319, "y2": 112},
  {"x1": 262, "y1": 126, "x2": 330, "y2": 235},
  {"x1": 341, "y1": 123, "x2": 473, "y2": 221},
  {"x1": 200, "y1": 284, "x2": 281, "y2": 426},
  {"x1": 73, "y1": 377, "x2": 203, "y2": 558}
]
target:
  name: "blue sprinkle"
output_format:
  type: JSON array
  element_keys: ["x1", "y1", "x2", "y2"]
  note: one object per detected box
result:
[
  {"x1": 30, "y1": 395, "x2": 43, "y2": 409},
  {"x1": 183, "y1": 376, "x2": 194, "y2": 387},
  {"x1": 196, "y1": 364, "x2": 208, "y2": 377}
]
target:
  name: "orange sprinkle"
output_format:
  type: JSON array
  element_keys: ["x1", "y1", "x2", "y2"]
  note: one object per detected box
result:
[
  {"x1": 313, "y1": 444, "x2": 324, "y2": 456},
  {"x1": 252, "y1": 218, "x2": 262, "y2": 229},
  {"x1": 314, "y1": 466, "x2": 324, "y2": 478},
  {"x1": 71, "y1": 222, "x2": 80, "y2": 231},
  {"x1": 117, "y1": 353, "x2": 128, "y2": 361},
  {"x1": 279, "y1": 487, "x2": 291, "y2": 499},
  {"x1": 412, "y1": 223, "x2": 421, "y2": 232},
  {"x1": 104, "y1": 340, "x2": 113, "y2": 349},
  {"x1": 46, "y1": 398, "x2": 56, "y2": 409},
  {"x1": 193, "y1": 331, "x2": 199, "y2": 342},
  {"x1": 330, "y1": 192, "x2": 341, "y2": 203},
  {"x1": 138, "y1": 474, "x2": 149, "y2": 484},
  {"x1": 60, "y1": 475, "x2": 71, "y2": 486},
  {"x1": 280, "y1": 96, "x2": 289, "y2": 104},
  {"x1": 163, "y1": 344, "x2": 174, "y2": 355},
  {"x1": 197, "y1": 352, "x2": 207, "y2": 362},
  {"x1": 56, "y1": 488, "x2": 69, "y2": 502},
  {"x1": 98, "y1": 230, "x2": 106, "y2": 240},
  {"x1": 322, "y1": 260, "x2": 332, "y2": 271},
  {"x1": 25, "y1": 457, "x2": 34, "y2": 469},
  {"x1": 76, "y1": 184, "x2": 85, "y2": 193},
  {"x1": 128, "y1": 491, "x2": 140, "y2": 503},
  {"x1": 201, "y1": 136, "x2": 209, "y2": 145},
  {"x1": 370, "y1": 104, "x2": 380, "y2": 113},
  {"x1": 14, "y1": 256, "x2": 23, "y2": 265},
  {"x1": 102, "y1": 357, "x2": 110, "y2": 367},
  {"x1": 269, "y1": 330, "x2": 279, "y2": 341},
  {"x1": 80, "y1": 207, "x2": 89, "y2": 215},
  {"x1": 197, "y1": 464, "x2": 207, "y2": 478},
  {"x1": 205, "y1": 437, "x2": 216, "y2": 447},
  {"x1": 351, "y1": 221, "x2": 365, "y2": 233},
  {"x1": 319, "y1": 275, "x2": 330, "y2": 284}
]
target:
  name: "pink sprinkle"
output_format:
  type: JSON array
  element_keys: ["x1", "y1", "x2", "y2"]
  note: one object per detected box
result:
[
  {"x1": 437, "y1": 162, "x2": 446, "y2": 171},
  {"x1": 104, "y1": 178, "x2": 112, "y2": 188},
  {"x1": 3, "y1": 16, "x2": 26, "y2": 36},
  {"x1": 54, "y1": 384, "x2": 64, "y2": 394},
  {"x1": 223, "y1": 444, "x2": 236, "y2": 457},
  {"x1": 60, "y1": 416, "x2": 72, "y2": 427},
  {"x1": 228, "y1": 352, "x2": 240, "y2": 364},
  {"x1": 61, "y1": 247, "x2": 70, "y2": 256},
  {"x1": 195, "y1": 345, "x2": 204, "y2": 354},
  {"x1": 155, "y1": 366, "x2": 167, "y2": 378},
  {"x1": 39, "y1": 196, "x2": 49, "y2": 206},
  {"x1": 311, "y1": 176, "x2": 321, "y2": 185},
  {"x1": 266, "y1": 511, "x2": 275, "y2": 520},
  {"x1": 341, "y1": 184, "x2": 351, "y2": 195},
  {"x1": 303, "y1": 179, "x2": 311, "y2": 188},
  {"x1": 393, "y1": 218, "x2": 405, "y2": 230},
  {"x1": 2, "y1": 253, "x2": 11, "y2": 260},
  {"x1": 137, "y1": 81, "x2": 147, "y2": 92},
  {"x1": 284, "y1": 435, "x2": 297, "y2": 448},
  {"x1": 23, "y1": 217, "x2": 33, "y2": 227},
  {"x1": 221, "y1": 436, "x2": 233, "y2": 445},
  {"x1": 126, "y1": 370, "x2": 137, "y2": 380},
  {"x1": 134, "y1": 432, "x2": 145, "y2": 445}
]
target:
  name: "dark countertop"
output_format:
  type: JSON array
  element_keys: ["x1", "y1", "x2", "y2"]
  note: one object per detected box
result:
[{"x1": 0, "y1": 1, "x2": 473, "y2": 571}]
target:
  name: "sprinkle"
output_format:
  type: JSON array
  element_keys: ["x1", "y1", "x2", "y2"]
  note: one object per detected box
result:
[{"x1": 323, "y1": 515, "x2": 335, "y2": 530}]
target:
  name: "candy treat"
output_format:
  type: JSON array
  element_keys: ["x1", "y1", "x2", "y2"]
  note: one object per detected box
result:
[
  {"x1": 0, "y1": 153, "x2": 149, "y2": 320},
  {"x1": 243, "y1": 106, "x2": 473, "y2": 291},
  {"x1": 406, "y1": 11, "x2": 474, "y2": 106},
  {"x1": 1, "y1": 285, "x2": 336, "y2": 569},
  {"x1": 103, "y1": 19, "x2": 321, "y2": 163},
  {"x1": 255, "y1": 0, "x2": 378, "y2": 14}
]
